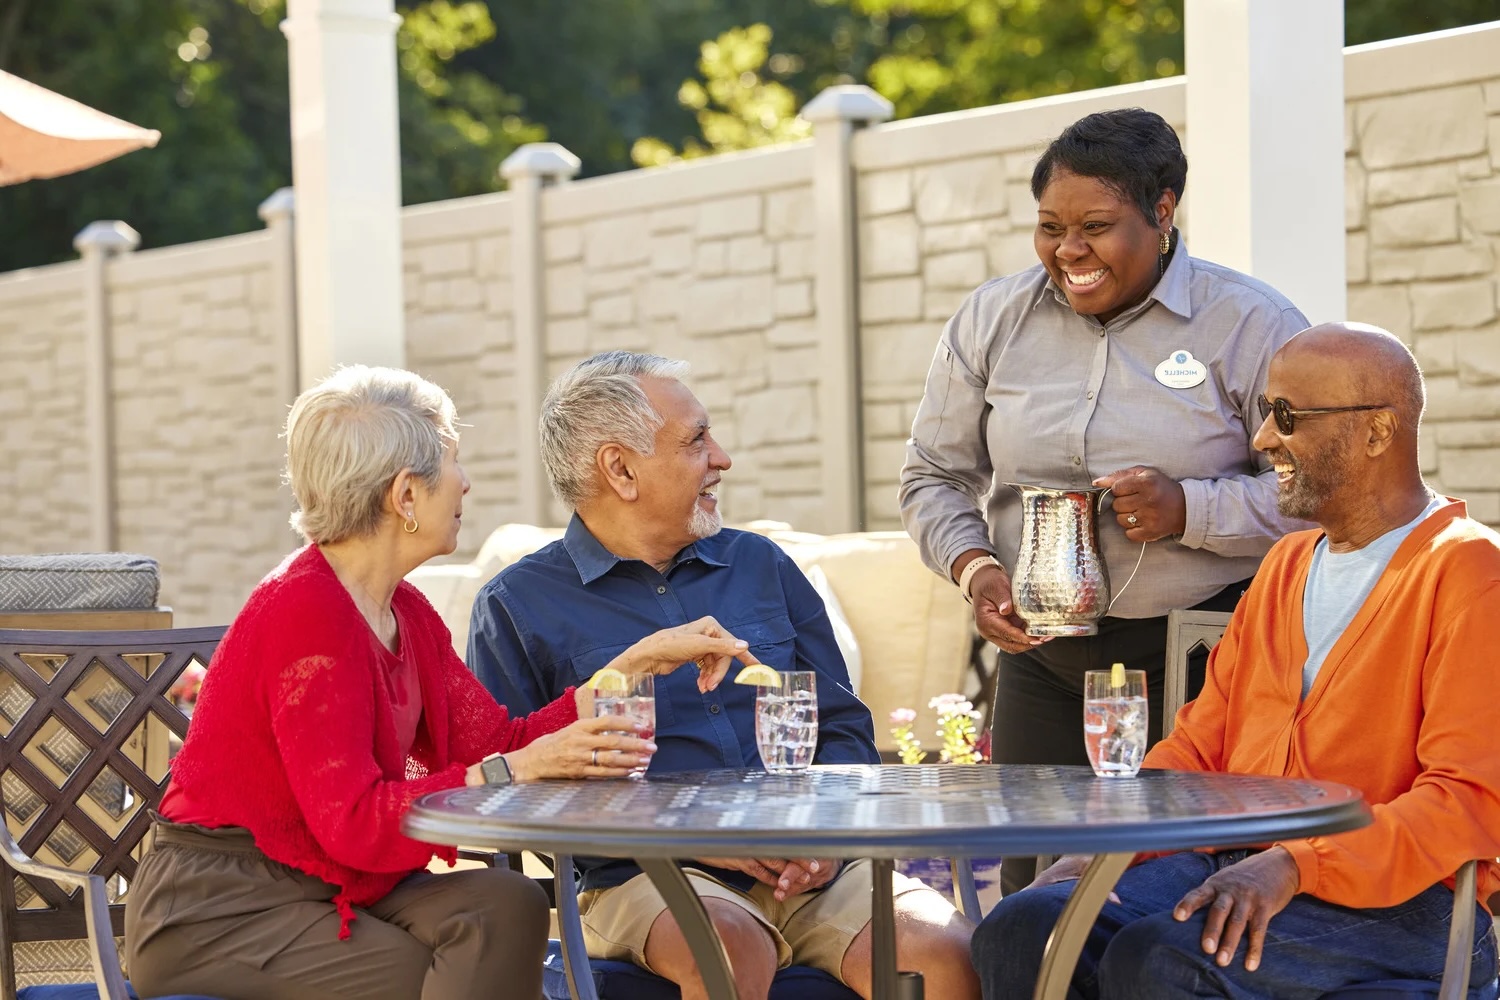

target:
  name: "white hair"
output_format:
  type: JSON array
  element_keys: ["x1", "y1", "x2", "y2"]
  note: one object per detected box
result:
[
  {"x1": 285, "y1": 365, "x2": 458, "y2": 544},
  {"x1": 540, "y1": 351, "x2": 691, "y2": 508}
]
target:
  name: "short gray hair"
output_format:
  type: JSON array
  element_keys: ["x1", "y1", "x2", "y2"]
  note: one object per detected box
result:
[
  {"x1": 285, "y1": 365, "x2": 459, "y2": 544},
  {"x1": 541, "y1": 351, "x2": 691, "y2": 508}
]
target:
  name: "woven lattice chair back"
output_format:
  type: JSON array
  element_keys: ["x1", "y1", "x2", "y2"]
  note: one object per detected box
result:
[{"x1": 0, "y1": 626, "x2": 225, "y2": 999}]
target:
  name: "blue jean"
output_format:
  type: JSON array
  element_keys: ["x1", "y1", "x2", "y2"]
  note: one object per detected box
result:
[{"x1": 971, "y1": 851, "x2": 1498, "y2": 1000}]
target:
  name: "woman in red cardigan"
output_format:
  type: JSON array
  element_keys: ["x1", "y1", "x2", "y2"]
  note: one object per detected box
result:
[{"x1": 125, "y1": 365, "x2": 753, "y2": 1000}]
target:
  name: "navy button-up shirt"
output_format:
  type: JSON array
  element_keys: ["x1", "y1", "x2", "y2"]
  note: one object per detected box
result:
[{"x1": 468, "y1": 515, "x2": 878, "y2": 891}]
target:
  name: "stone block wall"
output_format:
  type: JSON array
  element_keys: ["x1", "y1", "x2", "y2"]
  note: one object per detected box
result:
[
  {"x1": 533, "y1": 147, "x2": 828, "y2": 531},
  {"x1": 402, "y1": 193, "x2": 520, "y2": 560},
  {"x1": 105, "y1": 234, "x2": 297, "y2": 625},
  {"x1": 1343, "y1": 32, "x2": 1500, "y2": 520},
  {"x1": 0, "y1": 263, "x2": 90, "y2": 550},
  {"x1": 1, "y1": 25, "x2": 1497, "y2": 626}
]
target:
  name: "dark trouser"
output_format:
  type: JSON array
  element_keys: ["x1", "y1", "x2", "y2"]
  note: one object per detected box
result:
[
  {"x1": 125, "y1": 818, "x2": 550, "y2": 1000},
  {"x1": 991, "y1": 578, "x2": 1251, "y2": 894},
  {"x1": 971, "y1": 849, "x2": 1499, "y2": 1000}
]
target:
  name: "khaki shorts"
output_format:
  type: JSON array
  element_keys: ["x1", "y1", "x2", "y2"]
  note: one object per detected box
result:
[{"x1": 577, "y1": 859, "x2": 935, "y2": 983}]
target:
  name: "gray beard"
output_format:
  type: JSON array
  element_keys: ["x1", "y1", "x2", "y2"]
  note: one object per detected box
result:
[{"x1": 689, "y1": 503, "x2": 723, "y2": 539}]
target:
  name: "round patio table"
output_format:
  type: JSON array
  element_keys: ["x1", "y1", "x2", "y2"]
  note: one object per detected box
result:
[{"x1": 403, "y1": 764, "x2": 1370, "y2": 1000}]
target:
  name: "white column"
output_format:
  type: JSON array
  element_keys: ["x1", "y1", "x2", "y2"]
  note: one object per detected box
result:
[
  {"x1": 281, "y1": 0, "x2": 405, "y2": 385},
  {"x1": 500, "y1": 143, "x2": 581, "y2": 526},
  {"x1": 1185, "y1": 0, "x2": 1345, "y2": 324},
  {"x1": 257, "y1": 187, "x2": 299, "y2": 407},
  {"x1": 73, "y1": 220, "x2": 140, "y2": 552},
  {"x1": 802, "y1": 85, "x2": 893, "y2": 534}
]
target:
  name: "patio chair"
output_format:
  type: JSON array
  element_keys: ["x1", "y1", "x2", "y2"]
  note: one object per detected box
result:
[
  {"x1": 0, "y1": 625, "x2": 226, "y2": 1000},
  {"x1": 1164, "y1": 611, "x2": 1497, "y2": 1000}
]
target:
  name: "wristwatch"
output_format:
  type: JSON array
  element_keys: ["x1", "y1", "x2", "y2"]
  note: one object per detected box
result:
[
  {"x1": 478, "y1": 752, "x2": 514, "y2": 786},
  {"x1": 958, "y1": 555, "x2": 1003, "y2": 605}
]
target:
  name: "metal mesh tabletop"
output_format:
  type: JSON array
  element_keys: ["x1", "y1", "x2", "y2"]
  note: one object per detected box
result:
[{"x1": 404, "y1": 764, "x2": 1370, "y2": 859}]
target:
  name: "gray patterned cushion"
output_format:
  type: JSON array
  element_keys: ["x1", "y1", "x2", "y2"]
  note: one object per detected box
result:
[{"x1": 0, "y1": 554, "x2": 159, "y2": 611}]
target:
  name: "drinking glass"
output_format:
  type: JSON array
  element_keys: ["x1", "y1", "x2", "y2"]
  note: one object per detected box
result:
[
  {"x1": 1083, "y1": 668, "x2": 1147, "y2": 778},
  {"x1": 593, "y1": 673, "x2": 655, "y2": 778},
  {"x1": 755, "y1": 671, "x2": 818, "y2": 774}
]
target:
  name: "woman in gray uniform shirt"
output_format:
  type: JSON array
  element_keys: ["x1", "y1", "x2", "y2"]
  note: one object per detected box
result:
[{"x1": 899, "y1": 108, "x2": 1309, "y2": 894}]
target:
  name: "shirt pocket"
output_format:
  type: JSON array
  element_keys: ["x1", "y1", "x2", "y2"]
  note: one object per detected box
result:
[
  {"x1": 566, "y1": 642, "x2": 677, "y2": 729},
  {"x1": 728, "y1": 614, "x2": 798, "y2": 672}
]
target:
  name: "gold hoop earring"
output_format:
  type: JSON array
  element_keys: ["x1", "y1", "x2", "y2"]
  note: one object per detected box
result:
[
  {"x1": 1159, "y1": 229, "x2": 1171, "y2": 256},
  {"x1": 403, "y1": 514, "x2": 419, "y2": 534}
]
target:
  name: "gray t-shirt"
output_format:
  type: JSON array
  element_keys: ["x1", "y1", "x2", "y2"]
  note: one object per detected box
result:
[{"x1": 1301, "y1": 496, "x2": 1443, "y2": 698}]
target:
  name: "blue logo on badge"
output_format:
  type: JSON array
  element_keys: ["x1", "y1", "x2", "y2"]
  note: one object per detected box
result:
[{"x1": 1174, "y1": 352, "x2": 1188, "y2": 364}]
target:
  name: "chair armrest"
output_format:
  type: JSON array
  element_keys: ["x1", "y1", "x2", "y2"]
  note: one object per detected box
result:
[
  {"x1": 552, "y1": 855, "x2": 600, "y2": 1000},
  {"x1": 1439, "y1": 859, "x2": 1478, "y2": 1000},
  {"x1": 0, "y1": 823, "x2": 129, "y2": 1000}
]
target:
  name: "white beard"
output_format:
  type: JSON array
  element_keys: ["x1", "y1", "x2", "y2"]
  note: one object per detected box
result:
[{"x1": 689, "y1": 503, "x2": 723, "y2": 539}]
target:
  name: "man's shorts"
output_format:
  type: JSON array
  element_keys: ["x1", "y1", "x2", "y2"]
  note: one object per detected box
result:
[{"x1": 577, "y1": 859, "x2": 936, "y2": 984}]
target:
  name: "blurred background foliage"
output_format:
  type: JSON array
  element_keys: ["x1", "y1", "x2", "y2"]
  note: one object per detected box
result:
[{"x1": 0, "y1": 0, "x2": 1494, "y2": 270}]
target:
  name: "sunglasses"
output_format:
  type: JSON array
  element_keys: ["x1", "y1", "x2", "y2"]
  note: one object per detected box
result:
[{"x1": 1256, "y1": 395, "x2": 1387, "y2": 436}]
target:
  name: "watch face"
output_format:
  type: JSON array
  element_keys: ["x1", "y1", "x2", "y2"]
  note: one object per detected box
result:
[{"x1": 480, "y1": 754, "x2": 512, "y2": 785}]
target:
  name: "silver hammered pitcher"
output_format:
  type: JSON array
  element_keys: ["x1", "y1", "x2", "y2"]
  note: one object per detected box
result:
[{"x1": 1004, "y1": 484, "x2": 1113, "y2": 637}]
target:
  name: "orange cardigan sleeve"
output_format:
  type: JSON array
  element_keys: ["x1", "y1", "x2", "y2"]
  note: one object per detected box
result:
[
  {"x1": 1142, "y1": 611, "x2": 1241, "y2": 774},
  {"x1": 1277, "y1": 577, "x2": 1500, "y2": 908}
]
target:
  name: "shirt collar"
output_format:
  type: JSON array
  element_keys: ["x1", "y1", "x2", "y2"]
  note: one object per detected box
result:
[
  {"x1": 1041, "y1": 231, "x2": 1194, "y2": 322},
  {"x1": 562, "y1": 513, "x2": 731, "y2": 585}
]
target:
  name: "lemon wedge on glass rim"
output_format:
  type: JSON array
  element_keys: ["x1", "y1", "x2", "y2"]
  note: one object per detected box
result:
[
  {"x1": 733, "y1": 664, "x2": 784, "y2": 688},
  {"x1": 586, "y1": 667, "x2": 631, "y2": 693}
]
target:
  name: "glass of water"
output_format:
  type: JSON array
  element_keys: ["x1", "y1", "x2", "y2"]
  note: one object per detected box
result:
[
  {"x1": 593, "y1": 673, "x2": 655, "y2": 778},
  {"x1": 1083, "y1": 667, "x2": 1147, "y2": 778},
  {"x1": 755, "y1": 671, "x2": 818, "y2": 774}
]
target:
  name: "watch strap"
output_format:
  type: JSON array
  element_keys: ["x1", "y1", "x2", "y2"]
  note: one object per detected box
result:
[{"x1": 958, "y1": 555, "x2": 1002, "y2": 605}]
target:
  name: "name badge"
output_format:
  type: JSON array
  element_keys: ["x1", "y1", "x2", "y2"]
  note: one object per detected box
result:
[{"x1": 1155, "y1": 350, "x2": 1207, "y2": 389}]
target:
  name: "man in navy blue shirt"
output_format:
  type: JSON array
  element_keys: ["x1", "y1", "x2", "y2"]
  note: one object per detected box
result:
[{"x1": 469, "y1": 351, "x2": 978, "y2": 1000}]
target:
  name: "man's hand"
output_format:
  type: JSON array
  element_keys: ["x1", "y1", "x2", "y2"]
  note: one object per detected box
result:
[
  {"x1": 692, "y1": 857, "x2": 838, "y2": 899},
  {"x1": 771, "y1": 858, "x2": 838, "y2": 901},
  {"x1": 1025, "y1": 855, "x2": 1120, "y2": 903},
  {"x1": 1173, "y1": 847, "x2": 1300, "y2": 971},
  {"x1": 1094, "y1": 466, "x2": 1187, "y2": 542},
  {"x1": 954, "y1": 553, "x2": 1047, "y2": 655},
  {"x1": 611, "y1": 616, "x2": 757, "y2": 692}
]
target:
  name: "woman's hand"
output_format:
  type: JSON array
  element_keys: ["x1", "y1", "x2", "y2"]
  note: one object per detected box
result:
[
  {"x1": 955, "y1": 553, "x2": 1047, "y2": 655},
  {"x1": 500, "y1": 716, "x2": 657, "y2": 781},
  {"x1": 1094, "y1": 466, "x2": 1187, "y2": 542},
  {"x1": 608, "y1": 616, "x2": 756, "y2": 693}
]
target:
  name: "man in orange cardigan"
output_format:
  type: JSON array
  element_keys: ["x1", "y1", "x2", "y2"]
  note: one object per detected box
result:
[{"x1": 972, "y1": 323, "x2": 1500, "y2": 999}]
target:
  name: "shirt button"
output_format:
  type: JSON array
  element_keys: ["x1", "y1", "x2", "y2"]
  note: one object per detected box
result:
[
  {"x1": 656, "y1": 585, "x2": 667, "y2": 595},
  {"x1": 1086, "y1": 391, "x2": 1095, "y2": 400},
  {"x1": 709, "y1": 703, "x2": 721, "y2": 715},
  {"x1": 1073, "y1": 456, "x2": 1082, "y2": 466}
]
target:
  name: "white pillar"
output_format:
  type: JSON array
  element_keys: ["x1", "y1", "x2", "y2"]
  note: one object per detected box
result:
[
  {"x1": 257, "y1": 188, "x2": 299, "y2": 408},
  {"x1": 1185, "y1": 0, "x2": 1345, "y2": 324},
  {"x1": 500, "y1": 143, "x2": 581, "y2": 526},
  {"x1": 281, "y1": 0, "x2": 405, "y2": 386},
  {"x1": 73, "y1": 220, "x2": 140, "y2": 552},
  {"x1": 802, "y1": 85, "x2": 893, "y2": 533}
]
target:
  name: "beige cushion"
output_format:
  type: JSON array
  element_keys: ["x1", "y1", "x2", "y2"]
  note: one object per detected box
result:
[{"x1": 406, "y1": 523, "x2": 973, "y2": 752}]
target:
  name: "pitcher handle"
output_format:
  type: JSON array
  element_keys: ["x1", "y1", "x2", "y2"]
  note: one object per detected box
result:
[{"x1": 1095, "y1": 487, "x2": 1114, "y2": 515}]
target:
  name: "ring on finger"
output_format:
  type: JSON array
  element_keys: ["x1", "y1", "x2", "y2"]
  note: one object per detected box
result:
[
  {"x1": 1126, "y1": 514, "x2": 1139, "y2": 526},
  {"x1": 590, "y1": 749, "x2": 598, "y2": 766}
]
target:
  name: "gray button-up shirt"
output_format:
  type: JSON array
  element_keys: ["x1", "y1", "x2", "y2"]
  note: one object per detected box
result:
[{"x1": 899, "y1": 243, "x2": 1311, "y2": 619}]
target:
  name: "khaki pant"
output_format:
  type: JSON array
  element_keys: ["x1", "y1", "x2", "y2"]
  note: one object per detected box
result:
[
  {"x1": 579, "y1": 860, "x2": 934, "y2": 983},
  {"x1": 125, "y1": 819, "x2": 548, "y2": 1000}
]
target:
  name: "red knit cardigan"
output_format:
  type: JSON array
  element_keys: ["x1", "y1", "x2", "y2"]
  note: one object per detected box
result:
[{"x1": 163, "y1": 545, "x2": 577, "y2": 937}]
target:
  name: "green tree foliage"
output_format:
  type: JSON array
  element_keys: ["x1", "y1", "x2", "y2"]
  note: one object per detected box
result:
[
  {"x1": 0, "y1": 0, "x2": 1494, "y2": 271},
  {"x1": 632, "y1": 24, "x2": 812, "y2": 166},
  {"x1": 0, "y1": 0, "x2": 540, "y2": 271}
]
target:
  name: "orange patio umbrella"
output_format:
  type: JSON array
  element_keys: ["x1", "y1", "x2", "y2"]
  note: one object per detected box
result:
[{"x1": 0, "y1": 69, "x2": 160, "y2": 186}]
